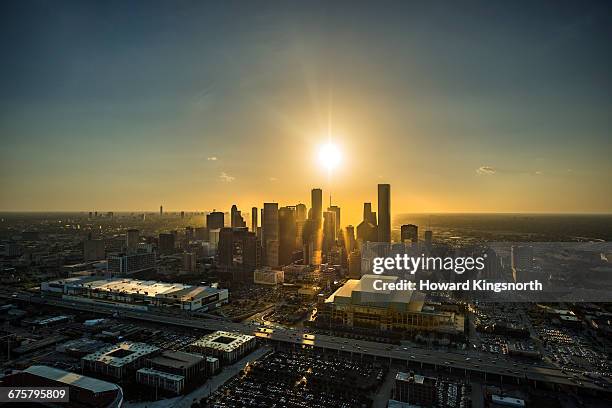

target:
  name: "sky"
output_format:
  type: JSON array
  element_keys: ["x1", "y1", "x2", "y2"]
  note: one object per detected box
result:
[{"x1": 1, "y1": 1, "x2": 611, "y2": 226}]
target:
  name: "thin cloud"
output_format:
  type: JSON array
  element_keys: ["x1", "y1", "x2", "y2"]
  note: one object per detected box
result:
[
  {"x1": 476, "y1": 166, "x2": 496, "y2": 175},
  {"x1": 207, "y1": 156, "x2": 218, "y2": 161},
  {"x1": 219, "y1": 172, "x2": 235, "y2": 182},
  {"x1": 269, "y1": 177, "x2": 278, "y2": 182}
]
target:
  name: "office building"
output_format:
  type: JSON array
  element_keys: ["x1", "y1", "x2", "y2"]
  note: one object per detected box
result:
[
  {"x1": 262, "y1": 203, "x2": 279, "y2": 267},
  {"x1": 345, "y1": 225, "x2": 356, "y2": 253},
  {"x1": 311, "y1": 188, "x2": 323, "y2": 226},
  {"x1": 217, "y1": 227, "x2": 261, "y2": 282},
  {"x1": 136, "y1": 368, "x2": 184, "y2": 395},
  {"x1": 328, "y1": 205, "x2": 341, "y2": 234},
  {"x1": 378, "y1": 184, "x2": 391, "y2": 242},
  {"x1": 82, "y1": 342, "x2": 160, "y2": 380},
  {"x1": 194, "y1": 227, "x2": 208, "y2": 241},
  {"x1": 251, "y1": 207, "x2": 258, "y2": 233},
  {"x1": 295, "y1": 203, "x2": 307, "y2": 222},
  {"x1": 159, "y1": 205, "x2": 163, "y2": 216},
  {"x1": 400, "y1": 224, "x2": 418, "y2": 243},
  {"x1": 323, "y1": 211, "x2": 337, "y2": 253},
  {"x1": 189, "y1": 331, "x2": 256, "y2": 364},
  {"x1": 126, "y1": 229, "x2": 140, "y2": 252},
  {"x1": 230, "y1": 205, "x2": 246, "y2": 228},
  {"x1": 182, "y1": 252, "x2": 197, "y2": 273},
  {"x1": 356, "y1": 203, "x2": 378, "y2": 244},
  {"x1": 145, "y1": 350, "x2": 206, "y2": 388},
  {"x1": 84, "y1": 239, "x2": 105, "y2": 261},
  {"x1": 108, "y1": 252, "x2": 156, "y2": 275},
  {"x1": 206, "y1": 211, "x2": 225, "y2": 230},
  {"x1": 253, "y1": 267, "x2": 284, "y2": 285},
  {"x1": 279, "y1": 206, "x2": 296, "y2": 266},
  {"x1": 158, "y1": 233, "x2": 175, "y2": 255}
]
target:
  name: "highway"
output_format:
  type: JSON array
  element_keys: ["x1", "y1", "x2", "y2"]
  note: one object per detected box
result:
[{"x1": 3, "y1": 291, "x2": 610, "y2": 393}]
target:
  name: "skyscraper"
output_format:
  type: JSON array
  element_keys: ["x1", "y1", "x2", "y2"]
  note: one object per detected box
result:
[
  {"x1": 279, "y1": 206, "x2": 296, "y2": 266},
  {"x1": 345, "y1": 225, "x2": 356, "y2": 253},
  {"x1": 357, "y1": 203, "x2": 378, "y2": 244},
  {"x1": 218, "y1": 227, "x2": 260, "y2": 283},
  {"x1": 251, "y1": 207, "x2": 258, "y2": 233},
  {"x1": 262, "y1": 203, "x2": 279, "y2": 267},
  {"x1": 159, "y1": 205, "x2": 163, "y2": 217},
  {"x1": 231, "y1": 205, "x2": 246, "y2": 228},
  {"x1": 126, "y1": 229, "x2": 140, "y2": 252},
  {"x1": 323, "y1": 211, "x2": 337, "y2": 253},
  {"x1": 328, "y1": 205, "x2": 341, "y2": 234},
  {"x1": 311, "y1": 188, "x2": 322, "y2": 227},
  {"x1": 295, "y1": 203, "x2": 307, "y2": 222},
  {"x1": 158, "y1": 233, "x2": 175, "y2": 255},
  {"x1": 206, "y1": 211, "x2": 225, "y2": 230},
  {"x1": 378, "y1": 184, "x2": 391, "y2": 242},
  {"x1": 295, "y1": 203, "x2": 307, "y2": 250},
  {"x1": 400, "y1": 224, "x2": 418, "y2": 243}
]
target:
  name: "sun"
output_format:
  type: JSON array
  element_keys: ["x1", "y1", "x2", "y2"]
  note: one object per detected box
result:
[{"x1": 318, "y1": 142, "x2": 342, "y2": 172}]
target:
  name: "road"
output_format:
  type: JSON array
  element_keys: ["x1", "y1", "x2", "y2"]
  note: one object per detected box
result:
[{"x1": 3, "y1": 291, "x2": 610, "y2": 393}]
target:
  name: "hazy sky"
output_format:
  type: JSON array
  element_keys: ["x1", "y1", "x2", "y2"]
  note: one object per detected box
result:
[{"x1": 1, "y1": 1, "x2": 611, "y2": 225}]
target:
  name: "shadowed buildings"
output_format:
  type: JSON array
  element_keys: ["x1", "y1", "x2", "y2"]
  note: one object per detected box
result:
[
  {"x1": 218, "y1": 227, "x2": 261, "y2": 283},
  {"x1": 378, "y1": 184, "x2": 391, "y2": 243},
  {"x1": 357, "y1": 203, "x2": 378, "y2": 245},
  {"x1": 251, "y1": 207, "x2": 258, "y2": 233},
  {"x1": 401, "y1": 224, "x2": 418, "y2": 243},
  {"x1": 206, "y1": 211, "x2": 224, "y2": 230},
  {"x1": 279, "y1": 206, "x2": 297, "y2": 266},
  {"x1": 231, "y1": 205, "x2": 246, "y2": 228},
  {"x1": 262, "y1": 203, "x2": 279, "y2": 267}
]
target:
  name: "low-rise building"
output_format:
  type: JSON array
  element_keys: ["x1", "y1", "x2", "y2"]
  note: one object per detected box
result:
[
  {"x1": 81, "y1": 342, "x2": 160, "y2": 380},
  {"x1": 146, "y1": 350, "x2": 205, "y2": 385},
  {"x1": 1, "y1": 365, "x2": 123, "y2": 408},
  {"x1": 254, "y1": 267, "x2": 284, "y2": 285},
  {"x1": 136, "y1": 368, "x2": 185, "y2": 395},
  {"x1": 41, "y1": 276, "x2": 228, "y2": 311},
  {"x1": 189, "y1": 331, "x2": 256, "y2": 364}
]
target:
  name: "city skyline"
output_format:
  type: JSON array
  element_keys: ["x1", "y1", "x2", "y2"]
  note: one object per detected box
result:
[{"x1": 1, "y1": 2, "x2": 611, "y2": 222}]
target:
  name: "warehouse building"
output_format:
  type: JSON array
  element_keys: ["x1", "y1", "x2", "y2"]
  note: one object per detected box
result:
[
  {"x1": 0, "y1": 365, "x2": 123, "y2": 408},
  {"x1": 41, "y1": 276, "x2": 228, "y2": 311}
]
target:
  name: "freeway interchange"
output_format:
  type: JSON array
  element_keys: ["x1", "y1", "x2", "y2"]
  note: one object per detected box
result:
[{"x1": 3, "y1": 290, "x2": 610, "y2": 394}]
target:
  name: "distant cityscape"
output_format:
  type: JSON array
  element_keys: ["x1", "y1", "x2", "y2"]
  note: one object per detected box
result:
[{"x1": 0, "y1": 184, "x2": 611, "y2": 407}]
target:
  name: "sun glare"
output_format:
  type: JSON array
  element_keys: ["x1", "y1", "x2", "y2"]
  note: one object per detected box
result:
[{"x1": 318, "y1": 142, "x2": 342, "y2": 172}]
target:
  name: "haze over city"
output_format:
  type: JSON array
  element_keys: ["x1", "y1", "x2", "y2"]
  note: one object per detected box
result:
[{"x1": 2, "y1": 1, "x2": 611, "y2": 226}]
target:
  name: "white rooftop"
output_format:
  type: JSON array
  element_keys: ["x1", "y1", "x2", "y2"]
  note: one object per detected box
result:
[
  {"x1": 82, "y1": 342, "x2": 159, "y2": 367},
  {"x1": 24, "y1": 365, "x2": 120, "y2": 394},
  {"x1": 191, "y1": 331, "x2": 254, "y2": 353}
]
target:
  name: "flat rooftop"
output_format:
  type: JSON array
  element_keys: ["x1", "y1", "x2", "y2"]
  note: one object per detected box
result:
[
  {"x1": 137, "y1": 368, "x2": 184, "y2": 382},
  {"x1": 82, "y1": 342, "x2": 159, "y2": 367},
  {"x1": 325, "y1": 275, "x2": 425, "y2": 312},
  {"x1": 46, "y1": 276, "x2": 225, "y2": 301},
  {"x1": 148, "y1": 350, "x2": 203, "y2": 369},
  {"x1": 191, "y1": 331, "x2": 255, "y2": 353},
  {"x1": 24, "y1": 365, "x2": 120, "y2": 394}
]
